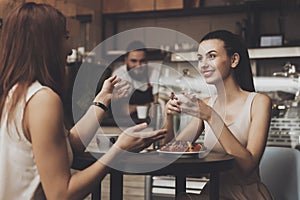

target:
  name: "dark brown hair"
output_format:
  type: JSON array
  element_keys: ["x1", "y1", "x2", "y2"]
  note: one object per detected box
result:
[
  {"x1": 0, "y1": 2, "x2": 67, "y2": 126},
  {"x1": 200, "y1": 30, "x2": 255, "y2": 92},
  {"x1": 125, "y1": 40, "x2": 147, "y2": 57}
]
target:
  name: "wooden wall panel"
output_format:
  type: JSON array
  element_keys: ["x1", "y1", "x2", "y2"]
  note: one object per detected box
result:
[
  {"x1": 103, "y1": 0, "x2": 130, "y2": 13},
  {"x1": 103, "y1": 0, "x2": 154, "y2": 13},
  {"x1": 25, "y1": 0, "x2": 55, "y2": 5},
  {"x1": 55, "y1": 0, "x2": 76, "y2": 17},
  {"x1": 127, "y1": 0, "x2": 154, "y2": 12},
  {"x1": 156, "y1": 0, "x2": 183, "y2": 10}
]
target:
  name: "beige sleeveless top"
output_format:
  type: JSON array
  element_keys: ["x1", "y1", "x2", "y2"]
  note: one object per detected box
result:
[{"x1": 203, "y1": 92, "x2": 273, "y2": 200}]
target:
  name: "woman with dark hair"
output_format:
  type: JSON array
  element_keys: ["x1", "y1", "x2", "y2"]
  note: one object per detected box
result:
[
  {"x1": 163, "y1": 30, "x2": 273, "y2": 199},
  {"x1": 0, "y1": 2, "x2": 166, "y2": 199}
]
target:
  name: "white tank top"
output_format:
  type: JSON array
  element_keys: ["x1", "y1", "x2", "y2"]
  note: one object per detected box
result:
[
  {"x1": 0, "y1": 81, "x2": 73, "y2": 199},
  {"x1": 202, "y1": 92, "x2": 273, "y2": 199},
  {"x1": 204, "y1": 92, "x2": 257, "y2": 152}
]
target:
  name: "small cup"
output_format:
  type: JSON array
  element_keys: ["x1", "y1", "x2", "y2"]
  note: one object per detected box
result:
[{"x1": 136, "y1": 105, "x2": 149, "y2": 119}]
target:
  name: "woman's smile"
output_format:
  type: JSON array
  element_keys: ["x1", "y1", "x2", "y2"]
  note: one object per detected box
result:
[{"x1": 201, "y1": 69, "x2": 215, "y2": 78}]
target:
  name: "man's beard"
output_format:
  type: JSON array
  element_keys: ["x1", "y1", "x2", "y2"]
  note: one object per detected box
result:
[{"x1": 127, "y1": 65, "x2": 148, "y2": 81}]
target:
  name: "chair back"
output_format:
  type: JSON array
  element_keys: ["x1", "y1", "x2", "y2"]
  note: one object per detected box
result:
[{"x1": 260, "y1": 146, "x2": 300, "y2": 200}]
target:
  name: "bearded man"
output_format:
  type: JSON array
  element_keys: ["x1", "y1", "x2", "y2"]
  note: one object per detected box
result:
[{"x1": 112, "y1": 41, "x2": 160, "y2": 124}]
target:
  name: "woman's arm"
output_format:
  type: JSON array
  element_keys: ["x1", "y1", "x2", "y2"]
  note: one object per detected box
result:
[
  {"x1": 175, "y1": 117, "x2": 203, "y2": 143},
  {"x1": 161, "y1": 95, "x2": 178, "y2": 144},
  {"x1": 206, "y1": 94, "x2": 272, "y2": 175},
  {"x1": 180, "y1": 93, "x2": 271, "y2": 175},
  {"x1": 25, "y1": 88, "x2": 166, "y2": 200},
  {"x1": 26, "y1": 88, "x2": 108, "y2": 199},
  {"x1": 68, "y1": 76, "x2": 126, "y2": 154},
  {"x1": 162, "y1": 95, "x2": 204, "y2": 144}
]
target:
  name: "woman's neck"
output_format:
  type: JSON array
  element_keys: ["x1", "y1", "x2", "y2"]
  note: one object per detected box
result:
[{"x1": 215, "y1": 78, "x2": 244, "y2": 103}]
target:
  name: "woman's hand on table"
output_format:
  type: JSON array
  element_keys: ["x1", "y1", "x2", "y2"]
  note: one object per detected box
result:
[{"x1": 114, "y1": 123, "x2": 167, "y2": 152}]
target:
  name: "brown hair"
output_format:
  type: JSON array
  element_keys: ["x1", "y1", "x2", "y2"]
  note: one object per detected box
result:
[{"x1": 0, "y1": 2, "x2": 67, "y2": 126}]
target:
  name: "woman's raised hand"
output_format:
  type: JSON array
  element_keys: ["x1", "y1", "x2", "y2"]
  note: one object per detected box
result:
[
  {"x1": 94, "y1": 75, "x2": 129, "y2": 104},
  {"x1": 112, "y1": 80, "x2": 130, "y2": 100},
  {"x1": 181, "y1": 97, "x2": 213, "y2": 122},
  {"x1": 165, "y1": 92, "x2": 213, "y2": 122},
  {"x1": 165, "y1": 92, "x2": 182, "y2": 115}
]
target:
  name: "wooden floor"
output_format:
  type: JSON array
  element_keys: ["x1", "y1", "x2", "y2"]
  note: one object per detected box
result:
[
  {"x1": 100, "y1": 174, "x2": 145, "y2": 200},
  {"x1": 81, "y1": 174, "x2": 146, "y2": 200},
  {"x1": 81, "y1": 172, "x2": 207, "y2": 200}
]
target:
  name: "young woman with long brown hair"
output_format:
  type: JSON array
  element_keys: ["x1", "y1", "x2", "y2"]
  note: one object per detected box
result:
[{"x1": 0, "y1": 2, "x2": 166, "y2": 199}]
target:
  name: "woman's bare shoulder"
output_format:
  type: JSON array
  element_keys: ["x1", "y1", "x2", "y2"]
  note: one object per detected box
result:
[
  {"x1": 29, "y1": 87, "x2": 61, "y2": 105},
  {"x1": 254, "y1": 92, "x2": 271, "y2": 104},
  {"x1": 24, "y1": 87, "x2": 64, "y2": 141},
  {"x1": 26, "y1": 87, "x2": 63, "y2": 115},
  {"x1": 252, "y1": 92, "x2": 272, "y2": 110}
]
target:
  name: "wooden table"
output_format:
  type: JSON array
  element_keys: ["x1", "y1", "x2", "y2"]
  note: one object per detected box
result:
[{"x1": 73, "y1": 151, "x2": 234, "y2": 200}]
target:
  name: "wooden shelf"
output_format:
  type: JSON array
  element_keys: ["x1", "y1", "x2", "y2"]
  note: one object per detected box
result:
[
  {"x1": 101, "y1": 0, "x2": 300, "y2": 47},
  {"x1": 168, "y1": 46, "x2": 300, "y2": 62},
  {"x1": 102, "y1": 0, "x2": 298, "y2": 20},
  {"x1": 248, "y1": 47, "x2": 300, "y2": 59},
  {"x1": 103, "y1": 5, "x2": 247, "y2": 20}
]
